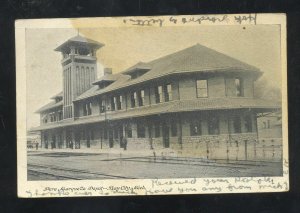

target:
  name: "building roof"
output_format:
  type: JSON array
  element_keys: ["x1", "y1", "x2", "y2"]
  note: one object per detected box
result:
[
  {"x1": 31, "y1": 98, "x2": 280, "y2": 131},
  {"x1": 123, "y1": 62, "x2": 152, "y2": 74},
  {"x1": 35, "y1": 100, "x2": 63, "y2": 113},
  {"x1": 75, "y1": 43, "x2": 262, "y2": 101},
  {"x1": 50, "y1": 91, "x2": 63, "y2": 99},
  {"x1": 92, "y1": 74, "x2": 121, "y2": 85},
  {"x1": 55, "y1": 35, "x2": 104, "y2": 52}
]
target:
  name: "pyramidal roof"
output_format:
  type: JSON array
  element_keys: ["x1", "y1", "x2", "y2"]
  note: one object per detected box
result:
[{"x1": 55, "y1": 35, "x2": 104, "y2": 51}]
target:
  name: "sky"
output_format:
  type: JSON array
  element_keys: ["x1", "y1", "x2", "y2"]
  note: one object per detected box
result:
[{"x1": 25, "y1": 24, "x2": 281, "y2": 129}]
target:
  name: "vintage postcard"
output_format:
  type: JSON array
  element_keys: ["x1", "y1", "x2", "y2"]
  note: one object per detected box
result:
[{"x1": 16, "y1": 13, "x2": 288, "y2": 197}]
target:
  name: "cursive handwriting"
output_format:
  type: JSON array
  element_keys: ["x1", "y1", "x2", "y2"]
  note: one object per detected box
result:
[{"x1": 123, "y1": 14, "x2": 257, "y2": 27}]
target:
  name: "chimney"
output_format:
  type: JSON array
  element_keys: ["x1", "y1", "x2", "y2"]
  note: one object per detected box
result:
[{"x1": 104, "y1": 68, "x2": 112, "y2": 75}]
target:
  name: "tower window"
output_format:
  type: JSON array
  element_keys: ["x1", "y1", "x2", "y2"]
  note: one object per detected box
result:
[{"x1": 196, "y1": 79, "x2": 208, "y2": 98}]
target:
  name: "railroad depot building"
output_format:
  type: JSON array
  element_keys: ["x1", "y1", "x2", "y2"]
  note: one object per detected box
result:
[{"x1": 32, "y1": 35, "x2": 280, "y2": 159}]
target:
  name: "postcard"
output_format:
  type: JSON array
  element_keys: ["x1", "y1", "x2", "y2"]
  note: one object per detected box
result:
[{"x1": 16, "y1": 13, "x2": 288, "y2": 197}]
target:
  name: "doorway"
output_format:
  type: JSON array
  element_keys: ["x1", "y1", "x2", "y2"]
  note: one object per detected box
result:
[
  {"x1": 162, "y1": 123, "x2": 170, "y2": 148},
  {"x1": 109, "y1": 130, "x2": 114, "y2": 148}
]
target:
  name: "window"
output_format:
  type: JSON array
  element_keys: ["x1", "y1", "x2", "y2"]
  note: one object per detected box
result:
[
  {"x1": 244, "y1": 115, "x2": 253, "y2": 132},
  {"x1": 137, "y1": 123, "x2": 146, "y2": 138},
  {"x1": 155, "y1": 86, "x2": 163, "y2": 103},
  {"x1": 131, "y1": 92, "x2": 136, "y2": 108},
  {"x1": 115, "y1": 95, "x2": 122, "y2": 110},
  {"x1": 88, "y1": 103, "x2": 92, "y2": 115},
  {"x1": 111, "y1": 97, "x2": 115, "y2": 111},
  {"x1": 263, "y1": 121, "x2": 267, "y2": 129},
  {"x1": 164, "y1": 84, "x2": 172, "y2": 102},
  {"x1": 138, "y1": 90, "x2": 145, "y2": 106},
  {"x1": 126, "y1": 125, "x2": 132, "y2": 138},
  {"x1": 83, "y1": 102, "x2": 92, "y2": 116},
  {"x1": 190, "y1": 120, "x2": 202, "y2": 136},
  {"x1": 233, "y1": 116, "x2": 242, "y2": 133},
  {"x1": 99, "y1": 99, "x2": 105, "y2": 113},
  {"x1": 154, "y1": 122, "x2": 160, "y2": 138},
  {"x1": 208, "y1": 116, "x2": 219, "y2": 135},
  {"x1": 235, "y1": 78, "x2": 243, "y2": 97},
  {"x1": 171, "y1": 122, "x2": 177, "y2": 137},
  {"x1": 196, "y1": 80, "x2": 208, "y2": 98}
]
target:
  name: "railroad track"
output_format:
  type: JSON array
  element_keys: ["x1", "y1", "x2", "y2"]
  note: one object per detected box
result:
[{"x1": 28, "y1": 163, "x2": 136, "y2": 180}]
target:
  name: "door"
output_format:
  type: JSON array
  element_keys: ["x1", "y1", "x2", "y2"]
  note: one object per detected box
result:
[
  {"x1": 86, "y1": 130, "x2": 90, "y2": 148},
  {"x1": 162, "y1": 124, "x2": 170, "y2": 148},
  {"x1": 75, "y1": 132, "x2": 81, "y2": 149},
  {"x1": 66, "y1": 131, "x2": 73, "y2": 149},
  {"x1": 109, "y1": 130, "x2": 114, "y2": 148},
  {"x1": 51, "y1": 135, "x2": 56, "y2": 149}
]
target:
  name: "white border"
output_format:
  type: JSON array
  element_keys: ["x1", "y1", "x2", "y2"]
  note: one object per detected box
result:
[{"x1": 16, "y1": 13, "x2": 288, "y2": 198}]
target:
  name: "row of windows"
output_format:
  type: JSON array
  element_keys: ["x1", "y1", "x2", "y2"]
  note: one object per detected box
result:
[
  {"x1": 196, "y1": 78, "x2": 244, "y2": 98},
  {"x1": 190, "y1": 115, "x2": 253, "y2": 136},
  {"x1": 155, "y1": 84, "x2": 173, "y2": 103},
  {"x1": 79, "y1": 78, "x2": 244, "y2": 117},
  {"x1": 43, "y1": 111, "x2": 63, "y2": 123}
]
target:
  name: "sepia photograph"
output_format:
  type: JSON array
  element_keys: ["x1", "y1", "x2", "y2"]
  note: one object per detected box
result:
[{"x1": 16, "y1": 14, "x2": 288, "y2": 197}]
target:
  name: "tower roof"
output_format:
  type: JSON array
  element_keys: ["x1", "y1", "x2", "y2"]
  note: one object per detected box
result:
[{"x1": 55, "y1": 35, "x2": 104, "y2": 52}]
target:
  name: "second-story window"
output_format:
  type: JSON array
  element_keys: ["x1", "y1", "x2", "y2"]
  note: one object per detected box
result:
[
  {"x1": 83, "y1": 102, "x2": 92, "y2": 116},
  {"x1": 155, "y1": 86, "x2": 163, "y2": 103},
  {"x1": 116, "y1": 95, "x2": 122, "y2": 110},
  {"x1": 99, "y1": 98, "x2": 106, "y2": 113},
  {"x1": 138, "y1": 90, "x2": 145, "y2": 106},
  {"x1": 111, "y1": 97, "x2": 116, "y2": 111},
  {"x1": 164, "y1": 84, "x2": 172, "y2": 102},
  {"x1": 196, "y1": 79, "x2": 208, "y2": 98},
  {"x1": 235, "y1": 78, "x2": 244, "y2": 97},
  {"x1": 131, "y1": 92, "x2": 136, "y2": 108}
]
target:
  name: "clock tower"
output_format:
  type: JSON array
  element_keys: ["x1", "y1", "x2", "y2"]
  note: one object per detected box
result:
[{"x1": 55, "y1": 35, "x2": 104, "y2": 119}]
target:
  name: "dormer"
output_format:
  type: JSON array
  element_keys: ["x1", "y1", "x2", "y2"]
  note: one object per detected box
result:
[
  {"x1": 92, "y1": 68, "x2": 117, "y2": 89},
  {"x1": 123, "y1": 62, "x2": 151, "y2": 80},
  {"x1": 51, "y1": 92, "x2": 63, "y2": 103}
]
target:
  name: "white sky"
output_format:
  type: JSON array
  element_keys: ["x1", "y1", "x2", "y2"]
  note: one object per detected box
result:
[{"x1": 26, "y1": 25, "x2": 281, "y2": 129}]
